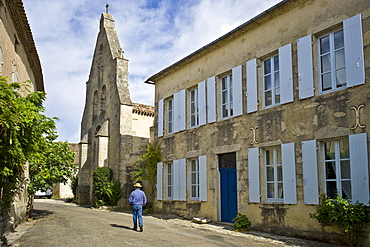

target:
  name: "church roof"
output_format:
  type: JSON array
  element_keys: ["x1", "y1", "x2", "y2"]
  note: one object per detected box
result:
[{"x1": 132, "y1": 103, "x2": 154, "y2": 117}]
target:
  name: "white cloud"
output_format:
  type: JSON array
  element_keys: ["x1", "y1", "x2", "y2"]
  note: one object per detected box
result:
[{"x1": 23, "y1": 0, "x2": 281, "y2": 143}]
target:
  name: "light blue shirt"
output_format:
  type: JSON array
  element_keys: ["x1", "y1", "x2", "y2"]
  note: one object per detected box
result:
[{"x1": 129, "y1": 189, "x2": 147, "y2": 205}]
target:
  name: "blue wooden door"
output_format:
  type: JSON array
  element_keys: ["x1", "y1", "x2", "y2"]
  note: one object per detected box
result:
[{"x1": 219, "y1": 153, "x2": 237, "y2": 223}]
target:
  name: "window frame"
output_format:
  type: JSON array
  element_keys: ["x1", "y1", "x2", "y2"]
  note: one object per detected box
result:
[
  {"x1": 318, "y1": 28, "x2": 346, "y2": 93},
  {"x1": 166, "y1": 97, "x2": 174, "y2": 134},
  {"x1": 322, "y1": 138, "x2": 351, "y2": 199},
  {"x1": 264, "y1": 147, "x2": 283, "y2": 202},
  {"x1": 166, "y1": 162, "x2": 173, "y2": 200},
  {"x1": 220, "y1": 74, "x2": 233, "y2": 119},
  {"x1": 190, "y1": 158, "x2": 200, "y2": 200},
  {"x1": 262, "y1": 55, "x2": 280, "y2": 107},
  {"x1": 189, "y1": 87, "x2": 199, "y2": 128}
]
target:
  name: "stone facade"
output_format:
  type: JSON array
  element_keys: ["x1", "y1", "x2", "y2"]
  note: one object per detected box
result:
[
  {"x1": 77, "y1": 12, "x2": 154, "y2": 208},
  {"x1": 147, "y1": 0, "x2": 370, "y2": 245},
  {"x1": 0, "y1": 0, "x2": 44, "y2": 229}
]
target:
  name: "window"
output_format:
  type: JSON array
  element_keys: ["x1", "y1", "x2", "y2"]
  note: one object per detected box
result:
[
  {"x1": 190, "y1": 159, "x2": 200, "y2": 200},
  {"x1": 221, "y1": 74, "x2": 233, "y2": 118},
  {"x1": 166, "y1": 162, "x2": 173, "y2": 199},
  {"x1": 93, "y1": 90, "x2": 98, "y2": 118},
  {"x1": 265, "y1": 147, "x2": 283, "y2": 201},
  {"x1": 167, "y1": 98, "x2": 174, "y2": 134},
  {"x1": 189, "y1": 88, "x2": 199, "y2": 128},
  {"x1": 263, "y1": 55, "x2": 280, "y2": 107},
  {"x1": 323, "y1": 139, "x2": 351, "y2": 199},
  {"x1": 318, "y1": 29, "x2": 346, "y2": 92}
]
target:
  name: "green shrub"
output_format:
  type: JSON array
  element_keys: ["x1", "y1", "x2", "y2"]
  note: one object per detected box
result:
[
  {"x1": 232, "y1": 213, "x2": 251, "y2": 232},
  {"x1": 309, "y1": 193, "x2": 370, "y2": 246},
  {"x1": 92, "y1": 167, "x2": 121, "y2": 206},
  {"x1": 71, "y1": 177, "x2": 78, "y2": 199}
]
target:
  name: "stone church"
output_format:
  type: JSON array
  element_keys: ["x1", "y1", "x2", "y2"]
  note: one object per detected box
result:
[{"x1": 76, "y1": 10, "x2": 154, "y2": 207}]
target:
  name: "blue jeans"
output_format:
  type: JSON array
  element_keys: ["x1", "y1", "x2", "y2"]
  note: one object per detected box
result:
[{"x1": 132, "y1": 205, "x2": 143, "y2": 229}]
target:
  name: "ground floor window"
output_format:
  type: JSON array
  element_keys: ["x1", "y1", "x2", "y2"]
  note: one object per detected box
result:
[
  {"x1": 166, "y1": 162, "x2": 173, "y2": 199},
  {"x1": 265, "y1": 147, "x2": 283, "y2": 201},
  {"x1": 190, "y1": 158, "x2": 199, "y2": 200},
  {"x1": 156, "y1": 156, "x2": 207, "y2": 202},
  {"x1": 323, "y1": 139, "x2": 351, "y2": 199}
]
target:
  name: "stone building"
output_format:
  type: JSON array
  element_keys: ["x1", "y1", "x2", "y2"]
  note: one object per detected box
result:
[
  {"x1": 77, "y1": 11, "x2": 154, "y2": 207},
  {"x1": 53, "y1": 143, "x2": 79, "y2": 199},
  {"x1": 0, "y1": 0, "x2": 44, "y2": 228},
  {"x1": 146, "y1": 0, "x2": 370, "y2": 244}
]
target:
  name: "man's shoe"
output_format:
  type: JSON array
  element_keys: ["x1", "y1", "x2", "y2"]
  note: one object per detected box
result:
[
  {"x1": 132, "y1": 227, "x2": 137, "y2": 231},
  {"x1": 140, "y1": 226, "x2": 143, "y2": 232}
]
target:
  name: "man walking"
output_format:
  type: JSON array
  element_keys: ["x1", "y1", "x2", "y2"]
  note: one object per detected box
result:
[{"x1": 128, "y1": 183, "x2": 147, "y2": 232}]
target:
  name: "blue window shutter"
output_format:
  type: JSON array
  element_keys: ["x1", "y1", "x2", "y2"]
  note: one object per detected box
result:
[
  {"x1": 302, "y1": 140, "x2": 319, "y2": 205},
  {"x1": 248, "y1": 147, "x2": 260, "y2": 203},
  {"x1": 199, "y1": 155, "x2": 207, "y2": 201},
  {"x1": 297, "y1": 35, "x2": 314, "y2": 99},
  {"x1": 178, "y1": 158, "x2": 187, "y2": 201},
  {"x1": 178, "y1": 89, "x2": 186, "y2": 131},
  {"x1": 279, "y1": 44, "x2": 294, "y2": 104},
  {"x1": 156, "y1": 162, "x2": 163, "y2": 201},
  {"x1": 198, "y1": 81, "x2": 207, "y2": 126},
  {"x1": 207, "y1": 76, "x2": 217, "y2": 123},
  {"x1": 158, "y1": 99, "x2": 164, "y2": 137},
  {"x1": 349, "y1": 133, "x2": 369, "y2": 204},
  {"x1": 282, "y1": 143, "x2": 297, "y2": 204},
  {"x1": 344, "y1": 14, "x2": 365, "y2": 87},
  {"x1": 232, "y1": 65, "x2": 243, "y2": 116},
  {"x1": 246, "y1": 59, "x2": 258, "y2": 113}
]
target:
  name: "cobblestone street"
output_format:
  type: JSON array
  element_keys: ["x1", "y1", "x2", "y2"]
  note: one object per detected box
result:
[{"x1": 6, "y1": 199, "x2": 340, "y2": 247}]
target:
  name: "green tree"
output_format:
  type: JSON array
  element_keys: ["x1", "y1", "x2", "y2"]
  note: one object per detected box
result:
[
  {"x1": 129, "y1": 143, "x2": 161, "y2": 212},
  {"x1": 0, "y1": 77, "x2": 76, "y2": 245},
  {"x1": 27, "y1": 140, "x2": 77, "y2": 209},
  {"x1": 0, "y1": 78, "x2": 55, "y2": 245}
]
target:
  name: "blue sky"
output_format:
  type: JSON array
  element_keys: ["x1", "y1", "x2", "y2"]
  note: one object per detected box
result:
[{"x1": 23, "y1": 0, "x2": 281, "y2": 143}]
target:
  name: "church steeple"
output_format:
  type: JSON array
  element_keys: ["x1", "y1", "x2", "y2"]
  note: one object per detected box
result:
[{"x1": 92, "y1": 9, "x2": 132, "y2": 105}]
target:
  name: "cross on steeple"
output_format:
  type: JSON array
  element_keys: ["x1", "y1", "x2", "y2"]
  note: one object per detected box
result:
[{"x1": 106, "y1": 3, "x2": 109, "y2": 14}]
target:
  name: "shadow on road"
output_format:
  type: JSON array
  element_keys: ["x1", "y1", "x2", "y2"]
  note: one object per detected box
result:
[
  {"x1": 32, "y1": 209, "x2": 53, "y2": 220},
  {"x1": 110, "y1": 224, "x2": 132, "y2": 230}
]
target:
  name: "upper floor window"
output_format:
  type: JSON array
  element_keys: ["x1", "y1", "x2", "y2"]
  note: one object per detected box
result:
[
  {"x1": 265, "y1": 147, "x2": 283, "y2": 201},
  {"x1": 263, "y1": 55, "x2": 280, "y2": 107},
  {"x1": 220, "y1": 74, "x2": 233, "y2": 119},
  {"x1": 319, "y1": 29, "x2": 346, "y2": 92},
  {"x1": 167, "y1": 98, "x2": 174, "y2": 134},
  {"x1": 189, "y1": 88, "x2": 199, "y2": 128},
  {"x1": 190, "y1": 158, "x2": 200, "y2": 200},
  {"x1": 323, "y1": 139, "x2": 351, "y2": 199}
]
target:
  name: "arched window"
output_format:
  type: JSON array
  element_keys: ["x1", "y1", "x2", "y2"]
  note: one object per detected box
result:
[
  {"x1": 100, "y1": 85, "x2": 106, "y2": 115},
  {"x1": 93, "y1": 90, "x2": 98, "y2": 118},
  {"x1": 98, "y1": 45, "x2": 103, "y2": 84}
]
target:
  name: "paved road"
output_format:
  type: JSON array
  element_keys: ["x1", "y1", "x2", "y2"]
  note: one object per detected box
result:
[{"x1": 8, "y1": 199, "x2": 339, "y2": 247}]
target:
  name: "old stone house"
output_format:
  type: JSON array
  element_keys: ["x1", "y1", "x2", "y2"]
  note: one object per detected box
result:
[
  {"x1": 146, "y1": 0, "x2": 370, "y2": 244},
  {"x1": 0, "y1": 0, "x2": 44, "y2": 228},
  {"x1": 77, "y1": 11, "x2": 154, "y2": 207}
]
